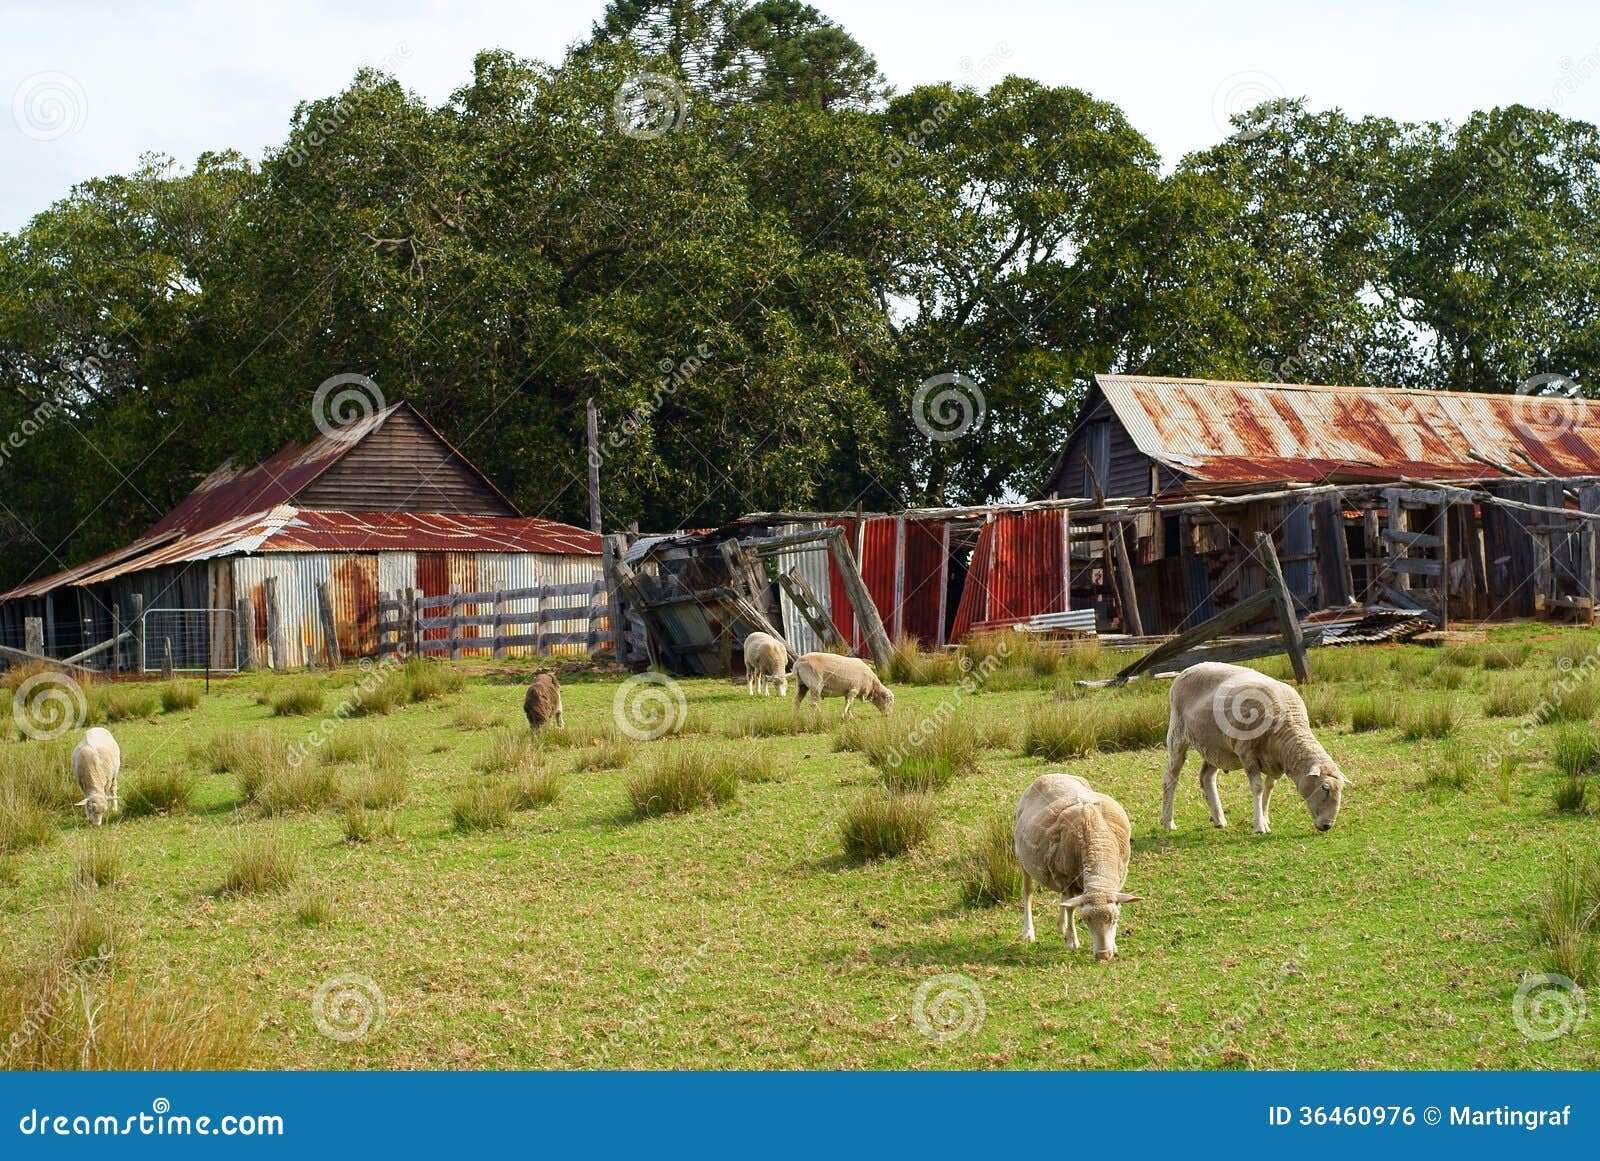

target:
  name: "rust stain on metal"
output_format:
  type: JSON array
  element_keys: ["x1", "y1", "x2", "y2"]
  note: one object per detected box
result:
[{"x1": 1100, "y1": 374, "x2": 1600, "y2": 487}]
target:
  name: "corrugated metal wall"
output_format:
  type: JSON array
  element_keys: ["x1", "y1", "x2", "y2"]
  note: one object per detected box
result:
[
  {"x1": 769, "y1": 522, "x2": 833, "y2": 655},
  {"x1": 948, "y1": 511, "x2": 1067, "y2": 640}
]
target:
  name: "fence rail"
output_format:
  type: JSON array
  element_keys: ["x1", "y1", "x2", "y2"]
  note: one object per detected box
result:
[{"x1": 376, "y1": 581, "x2": 611, "y2": 659}]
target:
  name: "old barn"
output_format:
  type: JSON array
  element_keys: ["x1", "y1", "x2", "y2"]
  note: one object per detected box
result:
[
  {"x1": 613, "y1": 375, "x2": 1600, "y2": 674},
  {"x1": 0, "y1": 403, "x2": 602, "y2": 669}
]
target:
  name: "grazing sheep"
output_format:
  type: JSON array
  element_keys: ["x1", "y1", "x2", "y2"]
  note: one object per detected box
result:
[
  {"x1": 523, "y1": 673, "x2": 564, "y2": 731},
  {"x1": 71, "y1": 726, "x2": 121, "y2": 827},
  {"x1": 1163, "y1": 661, "x2": 1350, "y2": 834},
  {"x1": 792, "y1": 652, "x2": 894, "y2": 717},
  {"x1": 1014, "y1": 772, "x2": 1139, "y2": 962},
  {"x1": 742, "y1": 631, "x2": 789, "y2": 697}
]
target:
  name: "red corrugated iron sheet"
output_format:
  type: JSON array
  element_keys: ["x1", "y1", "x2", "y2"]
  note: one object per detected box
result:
[
  {"x1": 898, "y1": 520, "x2": 947, "y2": 645},
  {"x1": 825, "y1": 519, "x2": 859, "y2": 650},
  {"x1": 1097, "y1": 375, "x2": 1600, "y2": 487},
  {"x1": 858, "y1": 516, "x2": 899, "y2": 641},
  {"x1": 949, "y1": 511, "x2": 1066, "y2": 640}
]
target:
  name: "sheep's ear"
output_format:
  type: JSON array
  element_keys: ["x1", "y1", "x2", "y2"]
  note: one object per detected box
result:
[
  {"x1": 1339, "y1": 772, "x2": 1354, "y2": 786},
  {"x1": 74, "y1": 798, "x2": 88, "y2": 807},
  {"x1": 1058, "y1": 894, "x2": 1088, "y2": 909},
  {"x1": 1114, "y1": 893, "x2": 1141, "y2": 904}
]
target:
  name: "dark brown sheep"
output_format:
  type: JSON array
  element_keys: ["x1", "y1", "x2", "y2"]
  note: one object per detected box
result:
[{"x1": 523, "y1": 673, "x2": 565, "y2": 731}]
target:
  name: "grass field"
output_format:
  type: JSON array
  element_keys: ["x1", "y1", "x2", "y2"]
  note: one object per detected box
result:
[{"x1": 2, "y1": 628, "x2": 1597, "y2": 1070}]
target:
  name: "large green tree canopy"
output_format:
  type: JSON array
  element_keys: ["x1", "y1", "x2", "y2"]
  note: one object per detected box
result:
[{"x1": 2, "y1": 0, "x2": 1597, "y2": 589}]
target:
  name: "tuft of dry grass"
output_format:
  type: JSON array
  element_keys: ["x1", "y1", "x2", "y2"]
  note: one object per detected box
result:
[
  {"x1": 450, "y1": 702, "x2": 503, "y2": 731},
  {"x1": 1349, "y1": 694, "x2": 1399, "y2": 733},
  {"x1": 95, "y1": 685, "x2": 159, "y2": 723},
  {"x1": 1022, "y1": 694, "x2": 1167, "y2": 759},
  {"x1": 1535, "y1": 848, "x2": 1600, "y2": 985},
  {"x1": 294, "y1": 889, "x2": 335, "y2": 927},
  {"x1": 220, "y1": 833, "x2": 297, "y2": 895},
  {"x1": 74, "y1": 837, "x2": 122, "y2": 887},
  {"x1": 1541, "y1": 679, "x2": 1600, "y2": 724},
  {"x1": 249, "y1": 761, "x2": 339, "y2": 816},
  {"x1": 885, "y1": 637, "x2": 963, "y2": 685},
  {"x1": 1400, "y1": 698, "x2": 1459, "y2": 740},
  {"x1": 1485, "y1": 677, "x2": 1539, "y2": 719},
  {"x1": 59, "y1": 893, "x2": 117, "y2": 970},
  {"x1": 451, "y1": 780, "x2": 518, "y2": 832},
  {"x1": 0, "y1": 973, "x2": 250, "y2": 1070},
  {"x1": 270, "y1": 683, "x2": 325, "y2": 717},
  {"x1": 723, "y1": 701, "x2": 824, "y2": 738},
  {"x1": 1302, "y1": 684, "x2": 1347, "y2": 728},
  {"x1": 958, "y1": 814, "x2": 1021, "y2": 907},
  {"x1": 839, "y1": 791, "x2": 934, "y2": 862},
  {"x1": 400, "y1": 657, "x2": 465, "y2": 704},
  {"x1": 157, "y1": 682, "x2": 201, "y2": 713},
  {"x1": 627, "y1": 745, "x2": 740, "y2": 818},
  {"x1": 571, "y1": 730, "x2": 636, "y2": 772},
  {"x1": 123, "y1": 765, "x2": 197, "y2": 818},
  {"x1": 340, "y1": 758, "x2": 409, "y2": 811}
]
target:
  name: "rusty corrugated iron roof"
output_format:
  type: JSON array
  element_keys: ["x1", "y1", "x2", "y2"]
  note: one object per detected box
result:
[
  {"x1": 147, "y1": 404, "x2": 401, "y2": 537},
  {"x1": 0, "y1": 507, "x2": 600, "y2": 600},
  {"x1": 1096, "y1": 375, "x2": 1600, "y2": 487}
]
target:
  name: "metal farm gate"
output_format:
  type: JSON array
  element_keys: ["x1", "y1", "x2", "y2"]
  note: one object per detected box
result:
[{"x1": 142, "y1": 608, "x2": 239, "y2": 672}]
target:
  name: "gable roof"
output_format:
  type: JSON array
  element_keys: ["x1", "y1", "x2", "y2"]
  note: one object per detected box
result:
[
  {"x1": 148, "y1": 401, "x2": 519, "y2": 537},
  {"x1": 1080, "y1": 374, "x2": 1600, "y2": 488}
]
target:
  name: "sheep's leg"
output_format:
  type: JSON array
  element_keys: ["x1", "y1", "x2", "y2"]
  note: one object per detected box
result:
[
  {"x1": 842, "y1": 690, "x2": 857, "y2": 718},
  {"x1": 1199, "y1": 763, "x2": 1228, "y2": 828},
  {"x1": 1260, "y1": 773, "x2": 1279, "y2": 833},
  {"x1": 1021, "y1": 872, "x2": 1036, "y2": 942},
  {"x1": 1248, "y1": 766, "x2": 1269, "y2": 834},
  {"x1": 747, "y1": 672, "x2": 756, "y2": 696},
  {"x1": 1161, "y1": 736, "x2": 1188, "y2": 830},
  {"x1": 1060, "y1": 898, "x2": 1080, "y2": 949}
]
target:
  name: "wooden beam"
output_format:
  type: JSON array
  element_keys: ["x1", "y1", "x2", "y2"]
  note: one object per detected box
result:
[
  {"x1": 827, "y1": 528, "x2": 893, "y2": 669},
  {"x1": 62, "y1": 630, "x2": 131, "y2": 666},
  {"x1": 132, "y1": 593, "x2": 146, "y2": 675},
  {"x1": 1109, "y1": 590, "x2": 1277, "y2": 684},
  {"x1": 237, "y1": 597, "x2": 258, "y2": 671},
  {"x1": 1253, "y1": 531, "x2": 1311, "y2": 684},
  {"x1": 316, "y1": 581, "x2": 342, "y2": 667}
]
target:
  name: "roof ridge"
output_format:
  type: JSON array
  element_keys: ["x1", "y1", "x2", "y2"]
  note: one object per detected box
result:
[{"x1": 1096, "y1": 373, "x2": 1599, "y2": 406}]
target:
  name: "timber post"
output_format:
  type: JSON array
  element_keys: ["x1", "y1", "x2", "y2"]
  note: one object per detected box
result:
[{"x1": 1253, "y1": 531, "x2": 1311, "y2": 684}]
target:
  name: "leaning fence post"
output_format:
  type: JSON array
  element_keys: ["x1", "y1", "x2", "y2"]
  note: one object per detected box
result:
[
  {"x1": 316, "y1": 581, "x2": 342, "y2": 667},
  {"x1": 492, "y1": 590, "x2": 507, "y2": 660},
  {"x1": 264, "y1": 577, "x2": 286, "y2": 670},
  {"x1": 237, "y1": 597, "x2": 258, "y2": 671},
  {"x1": 1253, "y1": 531, "x2": 1311, "y2": 684},
  {"x1": 24, "y1": 616, "x2": 43, "y2": 657},
  {"x1": 131, "y1": 594, "x2": 145, "y2": 674},
  {"x1": 161, "y1": 637, "x2": 175, "y2": 681},
  {"x1": 109, "y1": 606, "x2": 121, "y2": 677}
]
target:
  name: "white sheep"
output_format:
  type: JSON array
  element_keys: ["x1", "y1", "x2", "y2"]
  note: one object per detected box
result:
[
  {"x1": 1163, "y1": 661, "x2": 1350, "y2": 834},
  {"x1": 1014, "y1": 772, "x2": 1140, "y2": 962},
  {"x1": 742, "y1": 631, "x2": 789, "y2": 697},
  {"x1": 792, "y1": 652, "x2": 894, "y2": 716},
  {"x1": 71, "y1": 726, "x2": 121, "y2": 826}
]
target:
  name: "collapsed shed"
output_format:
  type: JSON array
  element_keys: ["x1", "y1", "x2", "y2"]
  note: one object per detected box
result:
[{"x1": 614, "y1": 376, "x2": 1600, "y2": 675}]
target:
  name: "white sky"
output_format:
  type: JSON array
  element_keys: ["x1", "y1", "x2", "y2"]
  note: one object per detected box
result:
[{"x1": 3, "y1": 0, "x2": 1600, "y2": 233}]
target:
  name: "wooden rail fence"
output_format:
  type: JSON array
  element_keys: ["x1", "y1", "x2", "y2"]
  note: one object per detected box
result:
[{"x1": 376, "y1": 581, "x2": 611, "y2": 659}]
